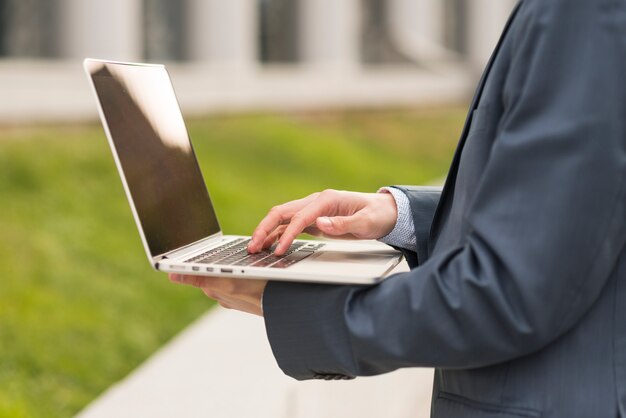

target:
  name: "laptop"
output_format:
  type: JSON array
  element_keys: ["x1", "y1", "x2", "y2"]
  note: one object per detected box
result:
[{"x1": 83, "y1": 58, "x2": 403, "y2": 285}]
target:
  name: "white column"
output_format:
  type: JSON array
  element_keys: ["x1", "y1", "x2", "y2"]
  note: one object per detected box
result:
[
  {"x1": 386, "y1": 0, "x2": 451, "y2": 64},
  {"x1": 299, "y1": 0, "x2": 360, "y2": 72},
  {"x1": 186, "y1": 0, "x2": 257, "y2": 72},
  {"x1": 467, "y1": 0, "x2": 517, "y2": 71},
  {"x1": 57, "y1": 0, "x2": 142, "y2": 61}
]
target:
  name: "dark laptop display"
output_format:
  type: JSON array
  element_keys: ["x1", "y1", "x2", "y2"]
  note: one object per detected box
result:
[{"x1": 89, "y1": 62, "x2": 220, "y2": 256}]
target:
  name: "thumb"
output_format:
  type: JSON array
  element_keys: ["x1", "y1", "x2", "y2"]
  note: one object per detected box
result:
[{"x1": 316, "y1": 215, "x2": 359, "y2": 236}]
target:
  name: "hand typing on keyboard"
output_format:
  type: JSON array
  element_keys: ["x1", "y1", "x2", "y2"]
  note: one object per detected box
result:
[{"x1": 248, "y1": 189, "x2": 398, "y2": 256}]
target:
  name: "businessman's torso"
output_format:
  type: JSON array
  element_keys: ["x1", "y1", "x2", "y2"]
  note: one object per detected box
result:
[{"x1": 428, "y1": 0, "x2": 626, "y2": 417}]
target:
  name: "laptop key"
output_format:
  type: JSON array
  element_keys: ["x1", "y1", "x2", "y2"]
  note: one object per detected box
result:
[
  {"x1": 215, "y1": 251, "x2": 250, "y2": 265},
  {"x1": 252, "y1": 256, "x2": 283, "y2": 267},
  {"x1": 187, "y1": 238, "x2": 251, "y2": 263},
  {"x1": 233, "y1": 252, "x2": 272, "y2": 266},
  {"x1": 270, "y1": 250, "x2": 316, "y2": 268},
  {"x1": 190, "y1": 240, "x2": 315, "y2": 269}
]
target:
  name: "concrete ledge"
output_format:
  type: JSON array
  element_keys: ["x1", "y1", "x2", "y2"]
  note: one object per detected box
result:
[{"x1": 0, "y1": 59, "x2": 472, "y2": 124}]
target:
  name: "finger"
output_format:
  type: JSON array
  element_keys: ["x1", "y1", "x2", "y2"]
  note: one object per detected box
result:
[
  {"x1": 316, "y1": 215, "x2": 365, "y2": 237},
  {"x1": 302, "y1": 225, "x2": 323, "y2": 236},
  {"x1": 215, "y1": 295, "x2": 263, "y2": 316},
  {"x1": 249, "y1": 195, "x2": 315, "y2": 251},
  {"x1": 201, "y1": 285, "x2": 264, "y2": 316},
  {"x1": 274, "y1": 192, "x2": 337, "y2": 255},
  {"x1": 303, "y1": 225, "x2": 355, "y2": 240},
  {"x1": 171, "y1": 274, "x2": 227, "y2": 289},
  {"x1": 262, "y1": 224, "x2": 287, "y2": 250},
  {"x1": 251, "y1": 196, "x2": 317, "y2": 249},
  {"x1": 248, "y1": 194, "x2": 319, "y2": 253}
]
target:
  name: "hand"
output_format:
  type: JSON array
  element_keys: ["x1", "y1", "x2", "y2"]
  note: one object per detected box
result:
[
  {"x1": 169, "y1": 274, "x2": 267, "y2": 317},
  {"x1": 248, "y1": 189, "x2": 398, "y2": 256}
]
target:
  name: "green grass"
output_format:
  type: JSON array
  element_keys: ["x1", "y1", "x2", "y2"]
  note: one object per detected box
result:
[{"x1": 0, "y1": 107, "x2": 465, "y2": 417}]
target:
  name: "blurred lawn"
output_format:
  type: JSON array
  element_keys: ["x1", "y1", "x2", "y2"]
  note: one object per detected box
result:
[{"x1": 0, "y1": 107, "x2": 465, "y2": 417}]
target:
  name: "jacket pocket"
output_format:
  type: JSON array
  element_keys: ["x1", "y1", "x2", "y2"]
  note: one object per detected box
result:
[{"x1": 434, "y1": 391, "x2": 542, "y2": 418}]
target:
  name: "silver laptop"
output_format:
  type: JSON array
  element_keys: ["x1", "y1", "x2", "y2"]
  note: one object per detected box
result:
[{"x1": 84, "y1": 58, "x2": 403, "y2": 285}]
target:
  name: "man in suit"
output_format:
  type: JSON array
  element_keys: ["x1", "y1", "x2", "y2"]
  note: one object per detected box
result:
[{"x1": 171, "y1": 0, "x2": 626, "y2": 416}]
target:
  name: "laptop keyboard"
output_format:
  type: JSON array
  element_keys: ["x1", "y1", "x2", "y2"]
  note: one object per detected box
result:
[{"x1": 185, "y1": 238, "x2": 325, "y2": 269}]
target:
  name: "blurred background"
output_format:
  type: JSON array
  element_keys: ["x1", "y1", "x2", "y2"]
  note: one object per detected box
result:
[{"x1": 0, "y1": 0, "x2": 515, "y2": 417}]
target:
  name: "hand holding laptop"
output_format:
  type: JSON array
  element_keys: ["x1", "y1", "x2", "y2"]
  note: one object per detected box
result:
[
  {"x1": 170, "y1": 273, "x2": 267, "y2": 316},
  {"x1": 170, "y1": 189, "x2": 399, "y2": 316}
]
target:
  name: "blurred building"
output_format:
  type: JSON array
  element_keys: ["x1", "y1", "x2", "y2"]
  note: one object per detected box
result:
[{"x1": 0, "y1": 0, "x2": 516, "y2": 123}]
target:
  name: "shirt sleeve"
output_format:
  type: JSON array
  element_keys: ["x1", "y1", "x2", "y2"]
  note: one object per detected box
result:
[{"x1": 376, "y1": 187, "x2": 418, "y2": 252}]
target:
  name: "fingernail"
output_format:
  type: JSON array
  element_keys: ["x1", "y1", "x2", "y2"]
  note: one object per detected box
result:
[{"x1": 318, "y1": 217, "x2": 332, "y2": 228}]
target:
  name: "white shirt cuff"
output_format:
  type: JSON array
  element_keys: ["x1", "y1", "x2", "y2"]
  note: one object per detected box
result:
[{"x1": 377, "y1": 187, "x2": 418, "y2": 252}]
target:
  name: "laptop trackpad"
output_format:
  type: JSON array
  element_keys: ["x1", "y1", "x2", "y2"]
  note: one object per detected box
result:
[{"x1": 313, "y1": 251, "x2": 392, "y2": 265}]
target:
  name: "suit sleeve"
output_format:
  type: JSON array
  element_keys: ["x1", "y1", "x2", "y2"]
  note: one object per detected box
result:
[
  {"x1": 390, "y1": 186, "x2": 441, "y2": 268},
  {"x1": 263, "y1": 1, "x2": 626, "y2": 380}
]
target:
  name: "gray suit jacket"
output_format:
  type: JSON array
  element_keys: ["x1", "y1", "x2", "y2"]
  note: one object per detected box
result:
[{"x1": 263, "y1": 0, "x2": 626, "y2": 416}]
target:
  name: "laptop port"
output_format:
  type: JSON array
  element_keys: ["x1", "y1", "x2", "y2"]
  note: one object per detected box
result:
[
  {"x1": 206, "y1": 267, "x2": 214, "y2": 273},
  {"x1": 221, "y1": 268, "x2": 233, "y2": 273},
  {"x1": 192, "y1": 266, "x2": 200, "y2": 272}
]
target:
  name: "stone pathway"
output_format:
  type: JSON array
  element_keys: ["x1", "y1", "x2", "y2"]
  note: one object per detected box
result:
[{"x1": 76, "y1": 259, "x2": 434, "y2": 418}]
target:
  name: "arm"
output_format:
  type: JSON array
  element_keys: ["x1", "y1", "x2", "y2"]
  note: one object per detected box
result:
[
  {"x1": 263, "y1": 1, "x2": 626, "y2": 379},
  {"x1": 170, "y1": 186, "x2": 440, "y2": 316}
]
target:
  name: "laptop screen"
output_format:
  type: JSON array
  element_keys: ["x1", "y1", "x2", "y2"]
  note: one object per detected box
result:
[{"x1": 87, "y1": 61, "x2": 220, "y2": 258}]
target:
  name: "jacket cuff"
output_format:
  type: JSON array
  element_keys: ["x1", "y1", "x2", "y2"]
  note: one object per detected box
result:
[{"x1": 263, "y1": 280, "x2": 362, "y2": 380}]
